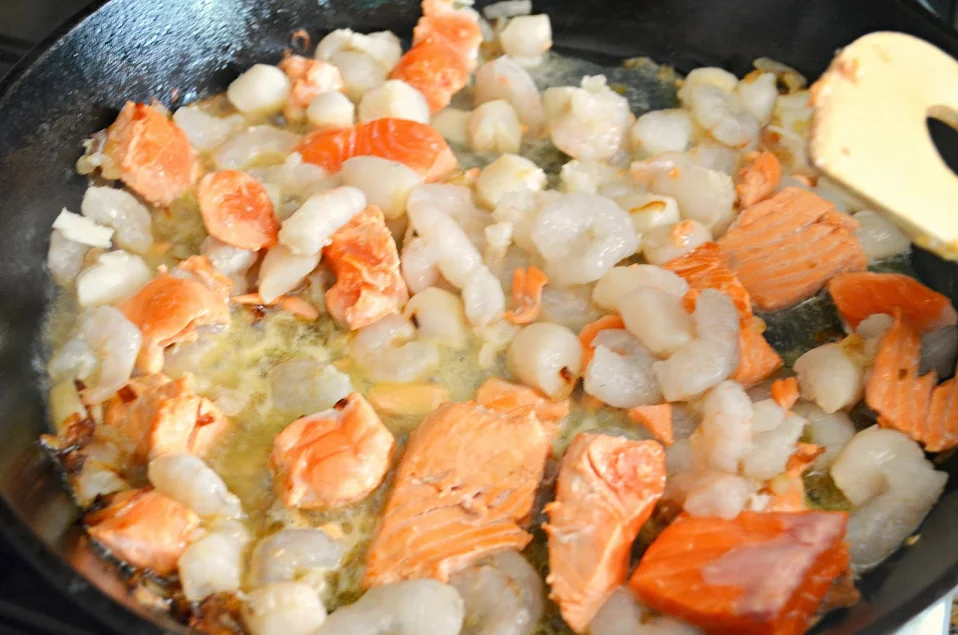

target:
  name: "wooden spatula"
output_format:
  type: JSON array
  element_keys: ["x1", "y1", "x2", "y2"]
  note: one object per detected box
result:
[{"x1": 810, "y1": 31, "x2": 958, "y2": 260}]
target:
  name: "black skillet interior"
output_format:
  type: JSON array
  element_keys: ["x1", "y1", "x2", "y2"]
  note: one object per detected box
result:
[{"x1": 2, "y1": 0, "x2": 958, "y2": 632}]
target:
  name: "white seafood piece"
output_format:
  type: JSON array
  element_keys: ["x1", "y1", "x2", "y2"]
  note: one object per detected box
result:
[
  {"x1": 75, "y1": 250, "x2": 151, "y2": 308},
  {"x1": 686, "y1": 142, "x2": 740, "y2": 175},
  {"x1": 558, "y1": 160, "x2": 623, "y2": 195},
  {"x1": 178, "y1": 519, "x2": 250, "y2": 602},
  {"x1": 687, "y1": 84, "x2": 759, "y2": 148},
  {"x1": 406, "y1": 183, "x2": 490, "y2": 247},
  {"x1": 508, "y1": 322, "x2": 582, "y2": 399},
  {"x1": 792, "y1": 402, "x2": 856, "y2": 470},
  {"x1": 761, "y1": 124, "x2": 812, "y2": 175},
  {"x1": 543, "y1": 75, "x2": 633, "y2": 161},
  {"x1": 249, "y1": 529, "x2": 343, "y2": 587},
  {"x1": 269, "y1": 357, "x2": 353, "y2": 413},
  {"x1": 691, "y1": 379, "x2": 753, "y2": 473},
  {"x1": 200, "y1": 236, "x2": 257, "y2": 294},
  {"x1": 474, "y1": 56, "x2": 544, "y2": 137},
  {"x1": 50, "y1": 306, "x2": 141, "y2": 404},
  {"x1": 403, "y1": 287, "x2": 470, "y2": 349},
  {"x1": 48, "y1": 379, "x2": 87, "y2": 434},
  {"x1": 530, "y1": 192, "x2": 638, "y2": 286},
  {"x1": 539, "y1": 284, "x2": 604, "y2": 330},
  {"x1": 677, "y1": 67, "x2": 738, "y2": 105},
  {"x1": 498, "y1": 15, "x2": 552, "y2": 66},
  {"x1": 148, "y1": 454, "x2": 242, "y2": 519},
  {"x1": 47, "y1": 338, "x2": 97, "y2": 385},
  {"x1": 630, "y1": 109, "x2": 693, "y2": 159},
  {"x1": 243, "y1": 582, "x2": 327, "y2": 635},
  {"x1": 793, "y1": 342, "x2": 864, "y2": 413},
  {"x1": 654, "y1": 290, "x2": 740, "y2": 401},
  {"x1": 476, "y1": 154, "x2": 546, "y2": 209},
  {"x1": 741, "y1": 413, "x2": 804, "y2": 481},
  {"x1": 228, "y1": 64, "x2": 292, "y2": 115},
  {"x1": 70, "y1": 439, "x2": 130, "y2": 507},
  {"x1": 258, "y1": 245, "x2": 321, "y2": 304},
  {"x1": 449, "y1": 550, "x2": 544, "y2": 635},
  {"x1": 592, "y1": 264, "x2": 689, "y2": 311},
  {"x1": 173, "y1": 106, "x2": 244, "y2": 152},
  {"x1": 315, "y1": 29, "x2": 402, "y2": 72},
  {"x1": 642, "y1": 220, "x2": 711, "y2": 266},
  {"x1": 591, "y1": 587, "x2": 703, "y2": 635},
  {"x1": 251, "y1": 153, "x2": 338, "y2": 208},
  {"x1": 483, "y1": 0, "x2": 531, "y2": 20},
  {"x1": 279, "y1": 186, "x2": 367, "y2": 256},
  {"x1": 341, "y1": 156, "x2": 422, "y2": 220},
  {"x1": 329, "y1": 51, "x2": 388, "y2": 102},
  {"x1": 735, "y1": 71, "x2": 777, "y2": 125},
  {"x1": 307, "y1": 91, "x2": 356, "y2": 130},
  {"x1": 400, "y1": 236, "x2": 440, "y2": 294},
  {"x1": 358, "y1": 80, "x2": 430, "y2": 123},
  {"x1": 476, "y1": 319, "x2": 522, "y2": 369},
  {"x1": 623, "y1": 193, "x2": 681, "y2": 237},
  {"x1": 431, "y1": 108, "x2": 472, "y2": 146},
  {"x1": 350, "y1": 313, "x2": 440, "y2": 382},
  {"x1": 214, "y1": 126, "x2": 301, "y2": 170},
  {"x1": 831, "y1": 426, "x2": 948, "y2": 568},
  {"x1": 468, "y1": 100, "x2": 523, "y2": 154},
  {"x1": 750, "y1": 398, "x2": 785, "y2": 434},
  {"x1": 491, "y1": 189, "x2": 561, "y2": 253},
  {"x1": 683, "y1": 471, "x2": 754, "y2": 519},
  {"x1": 484, "y1": 221, "x2": 514, "y2": 273},
  {"x1": 584, "y1": 329, "x2": 661, "y2": 408},
  {"x1": 47, "y1": 230, "x2": 90, "y2": 285},
  {"x1": 318, "y1": 579, "x2": 464, "y2": 635},
  {"x1": 619, "y1": 286, "x2": 695, "y2": 357},
  {"x1": 853, "y1": 210, "x2": 911, "y2": 263},
  {"x1": 52, "y1": 209, "x2": 113, "y2": 248},
  {"x1": 81, "y1": 186, "x2": 153, "y2": 254},
  {"x1": 631, "y1": 153, "x2": 736, "y2": 232}
]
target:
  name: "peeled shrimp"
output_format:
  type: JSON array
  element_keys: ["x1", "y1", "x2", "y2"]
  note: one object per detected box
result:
[
  {"x1": 400, "y1": 236, "x2": 440, "y2": 294},
  {"x1": 406, "y1": 183, "x2": 491, "y2": 248},
  {"x1": 242, "y1": 582, "x2": 328, "y2": 635},
  {"x1": 228, "y1": 64, "x2": 292, "y2": 115},
  {"x1": 642, "y1": 220, "x2": 711, "y2": 266},
  {"x1": 75, "y1": 250, "x2": 152, "y2": 308},
  {"x1": 81, "y1": 186, "x2": 153, "y2": 254},
  {"x1": 583, "y1": 329, "x2": 661, "y2": 408},
  {"x1": 591, "y1": 587, "x2": 703, "y2": 635},
  {"x1": 530, "y1": 192, "x2": 638, "y2": 286},
  {"x1": 687, "y1": 84, "x2": 759, "y2": 148},
  {"x1": 491, "y1": 189, "x2": 560, "y2": 254},
  {"x1": 682, "y1": 471, "x2": 754, "y2": 520},
  {"x1": 558, "y1": 160, "x2": 624, "y2": 195},
  {"x1": 147, "y1": 454, "x2": 243, "y2": 520},
  {"x1": 173, "y1": 106, "x2": 244, "y2": 152},
  {"x1": 248, "y1": 528, "x2": 343, "y2": 588},
  {"x1": 213, "y1": 126, "x2": 301, "y2": 170},
  {"x1": 831, "y1": 426, "x2": 948, "y2": 568},
  {"x1": 403, "y1": 287, "x2": 470, "y2": 349},
  {"x1": 630, "y1": 109, "x2": 693, "y2": 159},
  {"x1": 676, "y1": 67, "x2": 738, "y2": 105},
  {"x1": 359, "y1": 80, "x2": 431, "y2": 123},
  {"x1": 792, "y1": 402, "x2": 855, "y2": 471},
  {"x1": 691, "y1": 379, "x2": 753, "y2": 473},
  {"x1": 268, "y1": 357, "x2": 354, "y2": 413},
  {"x1": 543, "y1": 75, "x2": 633, "y2": 161},
  {"x1": 793, "y1": 342, "x2": 865, "y2": 413},
  {"x1": 50, "y1": 306, "x2": 141, "y2": 404},
  {"x1": 476, "y1": 155, "x2": 546, "y2": 211},
  {"x1": 257, "y1": 245, "x2": 321, "y2": 304},
  {"x1": 340, "y1": 156, "x2": 423, "y2": 220},
  {"x1": 468, "y1": 100, "x2": 523, "y2": 154},
  {"x1": 592, "y1": 264, "x2": 689, "y2": 312},
  {"x1": 538, "y1": 284, "x2": 604, "y2": 330},
  {"x1": 278, "y1": 186, "x2": 367, "y2": 256},
  {"x1": 178, "y1": 519, "x2": 250, "y2": 602},
  {"x1": 741, "y1": 412, "x2": 804, "y2": 481},
  {"x1": 349, "y1": 313, "x2": 440, "y2": 382},
  {"x1": 47, "y1": 230, "x2": 90, "y2": 285},
  {"x1": 498, "y1": 15, "x2": 552, "y2": 66},
  {"x1": 630, "y1": 153, "x2": 736, "y2": 232},
  {"x1": 449, "y1": 550, "x2": 544, "y2": 635},
  {"x1": 200, "y1": 236, "x2": 257, "y2": 295},
  {"x1": 735, "y1": 71, "x2": 777, "y2": 125},
  {"x1": 653, "y1": 289, "x2": 740, "y2": 401},
  {"x1": 619, "y1": 286, "x2": 695, "y2": 356},
  {"x1": 474, "y1": 56, "x2": 544, "y2": 137},
  {"x1": 853, "y1": 210, "x2": 910, "y2": 263},
  {"x1": 508, "y1": 322, "x2": 582, "y2": 400},
  {"x1": 317, "y1": 579, "x2": 464, "y2": 635}
]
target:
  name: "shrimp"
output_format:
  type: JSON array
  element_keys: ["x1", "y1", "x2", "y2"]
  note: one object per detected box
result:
[
  {"x1": 257, "y1": 245, "x2": 321, "y2": 304},
  {"x1": 340, "y1": 156, "x2": 423, "y2": 220},
  {"x1": 349, "y1": 313, "x2": 440, "y2": 382},
  {"x1": 468, "y1": 100, "x2": 523, "y2": 153},
  {"x1": 172, "y1": 106, "x2": 244, "y2": 152},
  {"x1": 178, "y1": 519, "x2": 250, "y2": 602},
  {"x1": 498, "y1": 15, "x2": 552, "y2": 66},
  {"x1": 677, "y1": 67, "x2": 739, "y2": 105},
  {"x1": 268, "y1": 357, "x2": 354, "y2": 413},
  {"x1": 80, "y1": 186, "x2": 153, "y2": 255},
  {"x1": 359, "y1": 79, "x2": 431, "y2": 124},
  {"x1": 242, "y1": 582, "x2": 328, "y2": 635},
  {"x1": 509, "y1": 322, "x2": 582, "y2": 400},
  {"x1": 642, "y1": 220, "x2": 712, "y2": 266},
  {"x1": 248, "y1": 528, "x2": 344, "y2": 587},
  {"x1": 653, "y1": 290, "x2": 740, "y2": 401},
  {"x1": 543, "y1": 76, "x2": 633, "y2": 161},
  {"x1": 539, "y1": 284, "x2": 604, "y2": 331},
  {"x1": 618, "y1": 286, "x2": 695, "y2": 357},
  {"x1": 476, "y1": 154, "x2": 547, "y2": 209},
  {"x1": 559, "y1": 160, "x2": 625, "y2": 195},
  {"x1": 529, "y1": 192, "x2": 638, "y2": 287},
  {"x1": 492, "y1": 189, "x2": 561, "y2": 253},
  {"x1": 583, "y1": 329, "x2": 661, "y2": 408},
  {"x1": 831, "y1": 426, "x2": 947, "y2": 568},
  {"x1": 49, "y1": 306, "x2": 142, "y2": 404},
  {"x1": 590, "y1": 587, "x2": 702, "y2": 635},
  {"x1": 474, "y1": 56, "x2": 545, "y2": 137},
  {"x1": 630, "y1": 109, "x2": 693, "y2": 159},
  {"x1": 682, "y1": 471, "x2": 755, "y2": 520},
  {"x1": 449, "y1": 550, "x2": 545, "y2": 635},
  {"x1": 147, "y1": 454, "x2": 243, "y2": 520},
  {"x1": 741, "y1": 411, "x2": 804, "y2": 481},
  {"x1": 793, "y1": 342, "x2": 865, "y2": 413},
  {"x1": 308, "y1": 91, "x2": 356, "y2": 130},
  {"x1": 197, "y1": 170, "x2": 280, "y2": 250},
  {"x1": 403, "y1": 287, "x2": 471, "y2": 348},
  {"x1": 852, "y1": 210, "x2": 911, "y2": 263},
  {"x1": 269, "y1": 393, "x2": 395, "y2": 510},
  {"x1": 792, "y1": 402, "x2": 855, "y2": 471},
  {"x1": 228, "y1": 64, "x2": 292, "y2": 115},
  {"x1": 278, "y1": 55, "x2": 345, "y2": 122},
  {"x1": 214, "y1": 126, "x2": 302, "y2": 171},
  {"x1": 687, "y1": 84, "x2": 759, "y2": 148},
  {"x1": 47, "y1": 230, "x2": 90, "y2": 285},
  {"x1": 592, "y1": 264, "x2": 689, "y2": 311},
  {"x1": 200, "y1": 236, "x2": 257, "y2": 295},
  {"x1": 690, "y1": 380, "x2": 753, "y2": 474},
  {"x1": 400, "y1": 236, "x2": 440, "y2": 293},
  {"x1": 735, "y1": 71, "x2": 777, "y2": 125},
  {"x1": 75, "y1": 250, "x2": 152, "y2": 308},
  {"x1": 317, "y1": 580, "x2": 464, "y2": 635},
  {"x1": 278, "y1": 186, "x2": 367, "y2": 256}
]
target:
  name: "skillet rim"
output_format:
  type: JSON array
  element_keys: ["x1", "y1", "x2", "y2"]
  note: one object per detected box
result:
[{"x1": 2, "y1": 0, "x2": 958, "y2": 633}]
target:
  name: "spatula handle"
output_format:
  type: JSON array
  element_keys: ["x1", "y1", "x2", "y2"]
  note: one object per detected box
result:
[{"x1": 810, "y1": 31, "x2": 958, "y2": 260}]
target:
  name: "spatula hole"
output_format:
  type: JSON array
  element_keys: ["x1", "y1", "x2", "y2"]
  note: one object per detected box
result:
[{"x1": 926, "y1": 112, "x2": 958, "y2": 177}]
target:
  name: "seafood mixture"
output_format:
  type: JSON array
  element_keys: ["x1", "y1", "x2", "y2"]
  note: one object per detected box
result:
[{"x1": 40, "y1": 0, "x2": 955, "y2": 633}]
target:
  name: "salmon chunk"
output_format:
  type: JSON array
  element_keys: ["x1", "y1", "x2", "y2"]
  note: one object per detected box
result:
[
  {"x1": 278, "y1": 54, "x2": 344, "y2": 122},
  {"x1": 363, "y1": 401, "x2": 552, "y2": 587},
  {"x1": 104, "y1": 374, "x2": 231, "y2": 461},
  {"x1": 663, "y1": 242, "x2": 752, "y2": 319},
  {"x1": 732, "y1": 317, "x2": 783, "y2": 387},
  {"x1": 103, "y1": 102, "x2": 198, "y2": 207},
  {"x1": 324, "y1": 205, "x2": 409, "y2": 330},
  {"x1": 717, "y1": 187, "x2": 866, "y2": 311},
  {"x1": 391, "y1": 37, "x2": 472, "y2": 112},
  {"x1": 545, "y1": 434, "x2": 666, "y2": 633},
  {"x1": 297, "y1": 117, "x2": 458, "y2": 180},
  {"x1": 270, "y1": 393, "x2": 395, "y2": 510},
  {"x1": 630, "y1": 511, "x2": 850, "y2": 635},
  {"x1": 735, "y1": 151, "x2": 782, "y2": 208},
  {"x1": 926, "y1": 377, "x2": 958, "y2": 451},
  {"x1": 628, "y1": 404, "x2": 673, "y2": 446},
  {"x1": 828, "y1": 271, "x2": 957, "y2": 334},
  {"x1": 475, "y1": 377, "x2": 571, "y2": 430},
  {"x1": 118, "y1": 267, "x2": 231, "y2": 373},
  {"x1": 85, "y1": 488, "x2": 201, "y2": 575},
  {"x1": 197, "y1": 169, "x2": 280, "y2": 251}
]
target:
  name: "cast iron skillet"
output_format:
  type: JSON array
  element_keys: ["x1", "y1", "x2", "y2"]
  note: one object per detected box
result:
[{"x1": 2, "y1": 0, "x2": 958, "y2": 632}]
